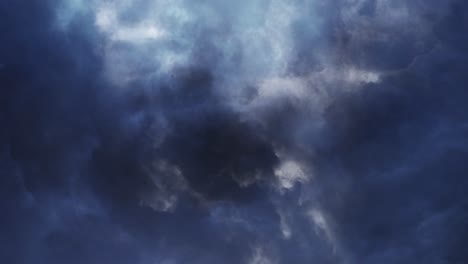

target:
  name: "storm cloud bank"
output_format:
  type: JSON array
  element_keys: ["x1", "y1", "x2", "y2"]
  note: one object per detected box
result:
[{"x1": 1, "y1": 0, "x2": 467, "y2": 263}]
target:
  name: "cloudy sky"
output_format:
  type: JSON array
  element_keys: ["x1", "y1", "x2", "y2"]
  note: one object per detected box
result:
[{"x1": 1, "y1": 0, "x2": 467, "y2": 263}]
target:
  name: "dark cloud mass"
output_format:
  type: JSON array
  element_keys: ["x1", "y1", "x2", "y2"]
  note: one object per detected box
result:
[{"x1": 1, "y1": 0, "x2": 468, "y2": 263}]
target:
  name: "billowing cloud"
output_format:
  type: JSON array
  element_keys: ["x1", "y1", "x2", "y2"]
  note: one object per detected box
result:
[{"x1": 1, "y1": 0, "x2": 467, "y2": 263}]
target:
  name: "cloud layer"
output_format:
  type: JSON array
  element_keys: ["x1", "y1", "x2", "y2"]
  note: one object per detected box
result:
[{"x1": 1, "y1": 0, "x2": 467, "y2": 263}]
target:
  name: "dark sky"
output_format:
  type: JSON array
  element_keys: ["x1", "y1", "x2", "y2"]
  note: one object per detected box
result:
[{"x1": 1, "y1": 0, "x2": 467, "y2": 263}]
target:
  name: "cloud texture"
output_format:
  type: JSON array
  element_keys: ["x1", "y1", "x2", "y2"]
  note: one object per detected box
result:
[{"x1": 1, "y1": 0, "x2": 467, "y2": 263}]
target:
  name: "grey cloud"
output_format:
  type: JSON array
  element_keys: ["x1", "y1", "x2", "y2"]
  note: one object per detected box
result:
[{"x1": 1, "y1": 0, "x2": 468, "y2": 263}]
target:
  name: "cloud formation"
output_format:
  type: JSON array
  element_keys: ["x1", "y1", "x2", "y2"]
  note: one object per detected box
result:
[{"x1": 1, "y1": 0, "x2": 467, "y2": 263}]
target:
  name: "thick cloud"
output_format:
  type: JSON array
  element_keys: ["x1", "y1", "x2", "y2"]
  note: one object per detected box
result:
[{"x1": 1, "y1": 0, "x2": 467, "y2": 263}]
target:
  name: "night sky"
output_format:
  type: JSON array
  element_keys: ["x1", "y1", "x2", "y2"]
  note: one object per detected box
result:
[{"x1": 1, "y1": 1, "x2": 468, "y2": 263}]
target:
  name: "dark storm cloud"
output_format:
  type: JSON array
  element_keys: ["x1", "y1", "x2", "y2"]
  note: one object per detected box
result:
[
  {"x1": 1, "y1": 1, "x2": 282, "y2": 262},
  {"x1": 307, "y1": 3, "x2": 468, "y2": 262},
  {"x1": 1, "y1": 0, "x2": 468, "y2": 263},
  {"x1": 0, "y1": 1, "x2": 145, "y2": 263}
]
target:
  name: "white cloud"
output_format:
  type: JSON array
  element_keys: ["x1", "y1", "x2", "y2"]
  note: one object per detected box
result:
[
  {"x1": 249, "y1": 247, "x2": 277, "y2": 264},
  {"x1": 278, "y1": 210, "x2": 292, "y2": 239},
  {"x1": 95, "y1": 4, "x2": 167, "y2": 43},
  {"x1": 308, "y1": 208, "x2": 337, "y2": 251},
  {"x1": 344, "y1": 67, "x2": 381, "y2": 84},
  {"x1": 274, "y1": 160, "x2": 309, "y2": 191}
]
